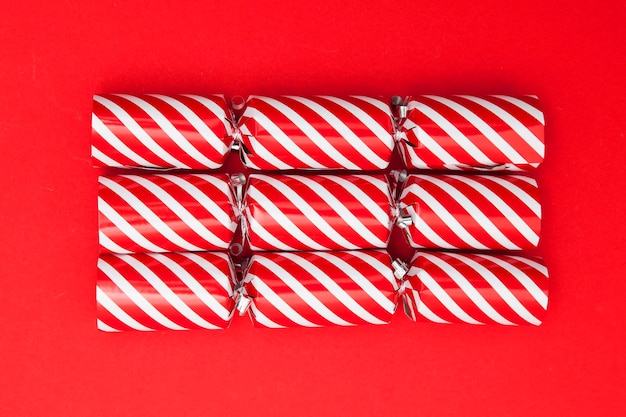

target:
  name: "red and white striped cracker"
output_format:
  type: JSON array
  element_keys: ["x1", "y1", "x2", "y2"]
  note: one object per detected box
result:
[
  {"x1": 398, "y1": 174, "x2": 541, "y2": 250},
  {"x1": 403, "y1": 251, "x2": 548, "y2": 325},
  {"x1": 398, "y1": 95, "x2": 544, "y2": 171},
  {"x1": 97, "y1": 252, "x2": 235, "y2": 331},
  {"x1": 238, "y1": 95, "x2": 394, "y2": 170},
  {"x1": 242, "y1": 250, "x2": 399, "y2": 328},
  {"x1": 98, "y1": 174, "x2": 236, "y2": 254},
  {"x1": 244, "y1": 174, "x2": 393, "y2": 251},
  {"x1": 91, "y1": 94, "x2": 232, "y2": 169}
]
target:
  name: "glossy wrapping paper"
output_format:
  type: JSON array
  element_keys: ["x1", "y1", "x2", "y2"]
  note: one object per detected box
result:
[
  {"x1": 239, "y1": 250, "x2": 400, "y2": 328},
  {"x1": 97, "y1": 252, "x2": 236, "y2": 332},
  {"x1": 397, "y1": 95, "x2": 545, "y2": 171},
  {"x1": 98, "y1": 174, "x2": 237, "y2": 254},
  {"x1": 90, "y1": 92, "x2": 550, "y2": 332},
  {"x1": 402, "y1": 251, "x2": 549, "y2": 325},
  {"x1": 397, "y1": 173, "x2": 541, "y2": 250},
  {"x1": 91, "y1": 94, "x2": 233, "y2": 169},
  {"x1": 238, "y1": 95, "x2": 395, "y2": 170},
  {"x1": 90, "y1": 93, "x2": 544, "y2": 173},
  {"x1": 242, "y1": 174, "x2": 393, "y2": 251},
  {"x1": 96, "y1": 249, "x2": 549, "y2": 331}
]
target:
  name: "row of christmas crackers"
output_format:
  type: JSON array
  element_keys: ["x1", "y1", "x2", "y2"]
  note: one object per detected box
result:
[
  {"x1": 96, "y1": 172, "x2": 547, "y2": 331},
  {"x1": 92, "y1": 94, "x2": 544, "y2": 172},
  {"x1": 98, "y1": 172, "x2": 540, "y2": 254},
  {"x1": 97, "y1": 249, "x2": 548, "y2": 331}
]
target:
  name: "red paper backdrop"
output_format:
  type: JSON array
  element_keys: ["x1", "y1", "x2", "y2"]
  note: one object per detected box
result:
[{"x1": 1, "y1": 1, "x2": 625, "y2": 416}]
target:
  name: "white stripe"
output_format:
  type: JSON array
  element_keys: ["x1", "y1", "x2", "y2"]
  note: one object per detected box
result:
[
  {"x1": 506, "y1": 255, "x2": 549, "y2": 276},
  {"x1": 148, "y1": 253, "x2": 231, "y2": 322},
  {"x1": 403, "y1": 205, "x2": 458, "y2": 249},
  {"x1": 492, "y1": 95, "x2": 545, "y2": 124},
  {"x1": 181, "y1": 94, "x2": 231, "y2": 132},
  {"x1": 414, "y1": 291, "x2": 451, "y2": 324},
  {"x1": 319, "y1": 96, "x2": 394, "y2": 150},
  {"x1": 426, "y1": 95, "x2": 527, "y2": 164},
  {"x1": 250, "y1": 304, "x2": 285, "y2": 328},
  {"x1": 315, "y1": 252, "x2": 396, "y2": 313},
  {"x1": 258, "y1": 176, "x2": 367, "y2": 249},
  {"x1": 241, "y1": 155, "x2": 262, "y2": 170},
  {"x1": 415, "y1": 267, "x2": 483, "y2": 325},
  {"x1": 439, "y1": 164, "x2": 466, "y2": 171},
  {"x1": 349, "y1": 173, "x2": 390, "y2": 195},
  {"x1": 477, "y1": 254, "x2": 548, "y2": 309},
  {"x1": 480, "y1": 175, "x2": 541, "y2": 217},
  {"x1": 96, "y1": 319, "x2": 122, "y2": 332},
  {"x1": 183, "y1": 252, "x2": 234, "y2": 294},
  {"x1": 417, "y1": 176, "x2": 521, "y2": 249},
  {"x1": 121, "y1": 254, "x2": 223, "y2": 329},
  {"x1": 91, "y1": 114, "x2": 155, "y2": 167},
  {"x1": 259, "y1": 97, "x2": 361, "y2": 169},
  {"x1": 508, "y1": 174, "x2": 539, "y2": 186},
  {"x1": 96, "y1": 286, "x2": 154, "y2": 331},
  {"x1": 98, "y1": 258, "x2": 188, "y2": 330},
  {"x1": 91, "y1": 145, "x2": 124, "y2": 167},
  {"x1": 405, "y1": 147, "x2": 429, "y2": 169},
  {"x1": 423, "y1": 253, "x2": 516, "y2": 325},
  {"x1": 453, "y1": 175, "x2": 539, "y2": 246},
  {"x1": 401, "y1": 281, "x2": 417, "y2": 321},
  {"x1": 249, "y1": 273, "x2": 320, "y2": 327},
  {"x1": 239, "y1": 111, "x2": 293, "y2": 169},
  {"x1": 99, "y1": 177, "x2": 205, "y2": 251},
  {"x1": 93, "y1": 96, "x2": 190, "y2": 168},
  {"x1": 246, "y1": 210, "x2": 298, "y2": 251},
  {"x1": 451, "y1": 253, "x2": 542, "y2": 325},
  {"x1": 285, "y1": 96, "x2": 389, "y2": 168},
  {"x1": 98, "y1": 197, "x2": 167, "y2": 253},
  {"x1": 348, "y1": 250, "x2": 399, "y2": 290},
  {"x1": 265, "y1": 175, "x2": 386, "y2": 249},
  {"x1": 321, "y1": 175, "x2": 391, "y2": 225},
  {"x1": 148, "y1": 94, "x2": 229, "y2": 155},
  {"x1": 161, "y1": 174, "x2": 237, "y2": 232},
  {"x1": 280, "y1": 252, "x2": 388, "y2": 325},
  {"x1": 404, "y1": 117, "x2": 460, "y2": 167},
  {"x1": 98, "y1": 230, "x2": 133, "y2": 253},
  {"x1": 412, "y1": 98, "x2": 496, "y2": 164},
  {"x1": 246, "y1": 103, "x2": 329, "y2": 169},
  {"x1": 402, "y1": 182, "x2": 492, "y2": 250},
  {"x1": 352, "y1": 95, "x2": 393, "y2": 116},
  {"x1": 400, "y1": 281, "x2": 419, "y2": 321},
  {"x1": 256, "y1": 257, "x2": 354, "y2": 326},
  {"x1": 246, "y1": 183, "x2": 330, "y2": 250},
  {"x1": 459, "y1": 95, "x2": 544, "y2": 156},
  {"x1": 116, "y1": 94, "x2": 220, "y2": 168},
  {"x1": 125, "y1": 175, "x2": 232, "y2": 247}
]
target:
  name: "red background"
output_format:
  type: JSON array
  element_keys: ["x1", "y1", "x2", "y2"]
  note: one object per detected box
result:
[{"x1": 1, "y1": 1, "x2": 625, "y2": 416}]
